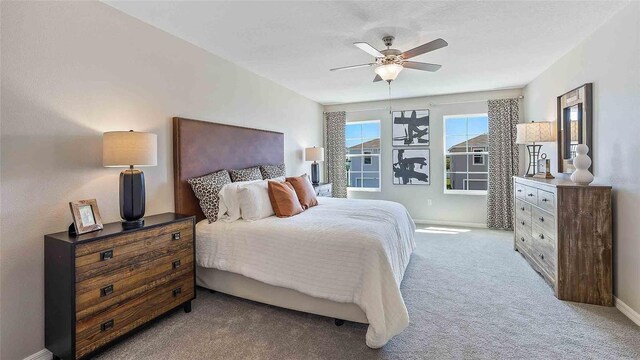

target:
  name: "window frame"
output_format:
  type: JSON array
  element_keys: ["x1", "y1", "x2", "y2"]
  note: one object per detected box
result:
[
  {"x1": 345, "y1": 120, "x2": 381, "y2": 192},
  {"x1": 443, "y1": 114, "x2": 489, "y2": 196},
  {"x1": 472, "y1": 147, "x2": 485, "y2": 166}
]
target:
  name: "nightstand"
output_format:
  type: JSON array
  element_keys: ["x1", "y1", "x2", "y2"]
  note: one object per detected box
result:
[
  {"x1": 313, "y1": 182, "x2": 332, "y2": 197},
  {"x1": 45, "y1": 213, "x2": 195, "y2": 360}
]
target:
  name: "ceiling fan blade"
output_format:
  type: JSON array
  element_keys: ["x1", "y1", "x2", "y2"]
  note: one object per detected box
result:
[
  {"x1": 354, "y1": 42, "x2": 384, "y2": 58},
  {"x1": 330, "y1": 63, "x2": 375, "y2": 71},
  {"x1": 401, "y1": 38, "x2": 448, "y2": 60},
  {"x1": 402, "y1": 61, "x2": 442, "y2": 72},
  {"x1": 373, "y1": 74, "x2": 383, "y2": 82}
]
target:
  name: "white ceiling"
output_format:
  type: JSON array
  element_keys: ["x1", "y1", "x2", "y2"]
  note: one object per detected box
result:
[{"x1": 105, "y1": 1, "x2": 627, "y2": 105}]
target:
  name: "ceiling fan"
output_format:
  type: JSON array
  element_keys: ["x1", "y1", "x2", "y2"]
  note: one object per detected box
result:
[{"x1": 330, "y1": 36, "x2": 448, "y2": 83}]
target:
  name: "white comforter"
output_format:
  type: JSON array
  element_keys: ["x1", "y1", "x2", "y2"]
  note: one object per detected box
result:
[{"x1": 196, "y1": 197, "x2": 416, "y2": 348}]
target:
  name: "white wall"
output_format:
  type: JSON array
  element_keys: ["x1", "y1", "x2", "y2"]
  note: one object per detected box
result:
[
  {"x1": 523, "y1": 2, "x2": 640, "y2": 314},
  {"x1": 0, "y1": 2, "x2": 323, "y2": 359},
  {"x1": 325, "y1": 88, "x2": 523, "y2": 226}
]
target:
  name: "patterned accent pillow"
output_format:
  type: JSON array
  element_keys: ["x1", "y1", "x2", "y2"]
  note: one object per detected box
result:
[
  {"x1": 186, "y1": 170, "x2": 232, "y2": 223},
  {"x1": 260, "y1": 164, "x2": 286, "y2": 179},
  {"x1": 229, "y1": 166, "x2": 262, "y2": 182}
]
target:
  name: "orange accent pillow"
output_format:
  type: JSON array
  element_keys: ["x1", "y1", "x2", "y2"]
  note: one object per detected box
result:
[
  {"x1": 268, "y1": 180, "x2": 304, "y2": 217},
  {"x1": 286, "y1": 175, "x2": 318, "y2": 209}
]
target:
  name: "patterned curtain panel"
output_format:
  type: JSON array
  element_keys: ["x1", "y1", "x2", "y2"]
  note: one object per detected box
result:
[
  {"x1": 487, "y1": 98, "x2": 520, "y2": 229},
  {"x1": 324, "y1": 111, "x2": 347, "y2": 198}
]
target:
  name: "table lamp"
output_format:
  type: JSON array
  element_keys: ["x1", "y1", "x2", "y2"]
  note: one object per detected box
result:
[
  {"x1": 516, "y1": 121, "x2": 556, "y2": 177},
  {"x1": 103, "y1": 130, "x2": 157, "y2": 228},
  {"x1": 305, "y1": 146, "x2": 324, "y2": 185}
]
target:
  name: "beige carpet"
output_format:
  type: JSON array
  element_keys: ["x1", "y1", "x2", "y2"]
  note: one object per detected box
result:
[{"x1": 95, "y1": 226, "x2": 640, "y2": 359}]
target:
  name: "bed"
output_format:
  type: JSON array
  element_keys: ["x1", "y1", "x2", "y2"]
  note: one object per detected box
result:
[{"x1": 173, "y1": 117, "x2": 416, "y2": 348}]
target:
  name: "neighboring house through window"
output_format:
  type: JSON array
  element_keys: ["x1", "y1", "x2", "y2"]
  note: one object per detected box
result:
[
  {"x1": 444, "y1": 114, "x2": 489, "y2": 194},
  {"x1": 345, "y1": 120, "x2": 381, "y2": 190}
]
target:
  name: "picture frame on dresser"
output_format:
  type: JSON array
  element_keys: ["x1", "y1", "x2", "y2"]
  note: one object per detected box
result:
[{"x1": 69, "y1": 199, "x2": 103, "y2": 235}]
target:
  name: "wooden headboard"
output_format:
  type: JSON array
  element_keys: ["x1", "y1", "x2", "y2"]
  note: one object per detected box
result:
[{"x1": 173, "y1": 117, "x2": 284, "y2": 222}]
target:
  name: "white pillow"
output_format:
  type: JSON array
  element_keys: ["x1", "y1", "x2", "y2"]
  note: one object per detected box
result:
[
  {"x1": 217, "y1": 179, "x2": 260, "y2": 222},
  {"x1": 238, "y1": 178, "x2": 283, "y2": 221}
]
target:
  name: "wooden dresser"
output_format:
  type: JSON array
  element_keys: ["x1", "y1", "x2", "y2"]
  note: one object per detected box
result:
[
  {"x1": 313, "y1": 182, "x2": 333, "y2": 197},
  {"x1": 513, "y1": 176, "x2": 612, "y2": 306},
  {"x1": 45, "y1": 213, "x2": 195, "y2": 359}
]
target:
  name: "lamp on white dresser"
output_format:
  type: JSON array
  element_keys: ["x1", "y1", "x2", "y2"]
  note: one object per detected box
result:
[{"x1": 516, "y1": 121, "x2": 556, "y2": 177}]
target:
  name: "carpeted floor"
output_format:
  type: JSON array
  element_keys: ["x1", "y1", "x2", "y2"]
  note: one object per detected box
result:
[{"x1": 95, "y1": 226, "x2": 640, "y2": 359}]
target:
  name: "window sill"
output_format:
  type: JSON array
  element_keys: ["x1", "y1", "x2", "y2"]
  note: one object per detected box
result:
[
  {"x1": 348, "y1": 187, "x2": 382, "y2": 193},
  {"x1": 444, "y1": 190, "x2": 487, "y2": 196}
]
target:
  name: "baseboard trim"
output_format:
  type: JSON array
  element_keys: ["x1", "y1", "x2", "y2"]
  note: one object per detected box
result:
[
  {"x1": 23, "y1": 349, "x2": 52, "y2": 360},
  {"x1": 615, "y1": 297, "x2": 640, "y2": 327},
  {"x1": 413, "y1": 219, "x2": 487, "y2": 228}
]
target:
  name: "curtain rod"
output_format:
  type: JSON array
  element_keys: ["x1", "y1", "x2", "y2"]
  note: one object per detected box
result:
[
  {"x1": 428, "y1": 95, "x2": 524, "y2": 107},
  {"x1": 323, "y1": 95, "x2": 524, "y2": 114}
]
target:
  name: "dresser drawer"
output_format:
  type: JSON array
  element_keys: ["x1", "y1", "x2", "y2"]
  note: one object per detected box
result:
[
  {"x1": 515, "y1": 228, "x2": 533, "y2": 255},
  {"x1": 76, "y1": 247, "x2": 194, "y2": 319},
  {"x1": 75, "y1": 273, "x2": 194, "y2": 359},
  {"x1": 523, "y1": 185, "x2": 538, "y2": 204},
  {"x1": 537, "y1": 189, "x2": 555, "y2": 212},
  {"x1": 515, "y1": 199, "x2": 532, "y2": 221},
  {"x1": 532, "y1": 207, "x2": 555, "y2": 237},
  {"x1": 515, "y1": 182, "x2": 526, "y2": 200},
  {"x1": 530, "y1": 226, "x2": 556, "y2": 278},
  {"x1": 75, "y1": 221, "x2": 193, "y2": 282},
  {"x1": 515, "y1": 206, "x2": 532, "y2": 233}
]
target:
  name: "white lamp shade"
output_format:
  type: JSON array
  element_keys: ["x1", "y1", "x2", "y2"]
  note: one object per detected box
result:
[
  {"x1": 305, "y1": 147, "x2": 325, "y2": 162},
  {"x1": 374, "y1": 63, "x2": 403, "y2": 81},
  {"x1": 103, "y1": 131, "x2": 157, "y2": 167},
  {"x1": 516, "y1": 122, "x2": 557, "y2": 144}
]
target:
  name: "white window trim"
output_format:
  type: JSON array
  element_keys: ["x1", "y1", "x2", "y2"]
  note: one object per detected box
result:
[
  {"x1": 443, "y1": 114, "x2": 489, "y2": 196},
  {"x1": 346, "y1": 120, "x2": 381, "y2": 192}
]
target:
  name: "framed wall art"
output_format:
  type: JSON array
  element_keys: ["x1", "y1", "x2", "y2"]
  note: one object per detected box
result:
[
  {"x1": 392, "y1": 109, "x2": 430, "y2": 146},
  {"x1": 392, "y1": 148, "x2": 430, "y2": 185}
]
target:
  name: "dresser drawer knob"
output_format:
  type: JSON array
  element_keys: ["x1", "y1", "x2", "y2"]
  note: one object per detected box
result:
[
  {"x1": 172, "y1": 260, "x2": 181, "y2": 269},
  {"x1": 539, "y1": 234, "x2": 545, "y2": 240},
  {"x1": 101, "y1": 319, "x2": 114, "y2": 332},
  {"x1": 527, "y1": 193, "x2": 534, "y2": 197},
  {"x1": 542, "y1": 198, "x2": 549, "y2": 202},
  {"x1": 520, "y1": 207, "x2": 525, "y2": 211},
  {"x1": 100, "y1": 249, "x2": 113, "y2": 261},
  {"x1": 172, "y1": 232, "x2": 181, "y2": 240},
  {"x1": 539, "y1": 217, "x2": 545, "y2": 222},
  {"x1": 521, "y1": 237, "x2": 525, "y2": 242},
  {"x1": 172, "y1": 287, "x2": 182, "y2": 297},
  {"x1": 539, "y1": 253, "x2": 545, "y2": 260},
  {"x1": 100, "y1": 284, "x2": 114, "y2": 297},
  {"x1": 517, "y1": 189, "x2": 522, "y2": 193},
  {"x1": 521, "y1": 221, "x2": 525, "y2": 226}
]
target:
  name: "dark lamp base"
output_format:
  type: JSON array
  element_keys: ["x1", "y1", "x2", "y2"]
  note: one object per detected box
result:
[
  {"x1": 122, "y1": 219, "x2": 144, "y2": 230},
  {"x1": 311, "y1": 162, "x2": 320, "y2": 185},
  {"x1": 120, "y1": 168, "x2": 146, "y2": 222}
]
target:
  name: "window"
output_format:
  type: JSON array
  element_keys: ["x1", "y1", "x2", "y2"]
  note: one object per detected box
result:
[
  {"x1": 472, "y1": 148, "x2": 485, "y2": 165},
  {"x1": 444, "y1": 114, "x2": 489, "y2": 194},
  {"x1": 345, "y1": 120, "x2": 381, "y2": 191}
]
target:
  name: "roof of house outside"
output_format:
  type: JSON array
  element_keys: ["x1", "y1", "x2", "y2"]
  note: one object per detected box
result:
[
  {"x1": 348, "y1": 138, "x2": 380, "y2": 150},
  {"x1": 448, "y1": 134, "x2": 488, "y2": 152}
]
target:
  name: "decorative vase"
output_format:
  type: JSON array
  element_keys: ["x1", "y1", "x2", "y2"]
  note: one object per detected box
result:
[{"x1": 570, "y1": 144, "x2": 594, "y2": 185}]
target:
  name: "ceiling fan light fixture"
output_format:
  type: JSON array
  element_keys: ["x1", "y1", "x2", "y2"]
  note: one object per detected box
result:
[{"x1": 374, "y1": 63, "x2": 403, "y2": 81}]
